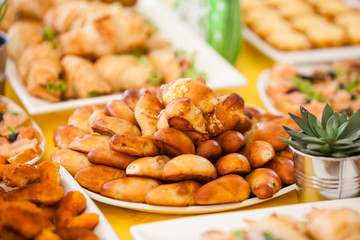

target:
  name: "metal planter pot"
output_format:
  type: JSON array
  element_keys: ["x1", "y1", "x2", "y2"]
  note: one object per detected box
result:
[
  {"x1": 0, "y1": 33, "x2": 7, "y2": 95},
  {"x1": 291, "y1": 146, "x2": 360, "y2": 202}
]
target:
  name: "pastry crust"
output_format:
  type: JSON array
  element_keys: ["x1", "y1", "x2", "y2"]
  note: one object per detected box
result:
[
  {"x1": 215, "y1": 153, "x2": 251, "y2": 176},
  {"x1": 245, "y1": 168, "x2": 282, "y2": 199},
  {"x1": 68, "y1": 134, "x2": 111, "y2": 154},
  {"x1": 87, "y1": 147, "x2": 137, "y2": 169},
  {"x1": 126, "y1": 155, "x2": 170, "y2": 180},
  {"x1": 109, "y1": 134, "x2": 159, "y2": 157},
  {"x1": 51, "y1": 149, "x2": 91, "y2": 176},
  {"x1": 53, "y1": 125, "x2": 88, "y2": 149},
  {"x1": 91, "y1": 116, "x2": 141, "y2": 137},
  {"x1": 105, "y1": 100, "x2": 137, "y2": 126}
]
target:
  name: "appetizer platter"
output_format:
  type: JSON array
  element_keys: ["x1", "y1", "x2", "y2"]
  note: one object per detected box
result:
[
  {"x1": 130, "y1": 197, "x2": 360, "y2": 240},
  {"x1": 0, "y1": 96, "x2": 45, "y2": 164},
  {"x1": 0, "y1": 162, "x2": 119, "y2": 239},
  {"x1": 242, "y1": 0, "x2": 360, "y2": 63},
  {"x1": 5, "y1": 0, "x2": 247, "y2": 115},
  {"x1": 51, "y1": 78, "x2": 297, "y2": 214},
  {"x1": 258, "y1": 60, "x2": 360, "y2": 117}
]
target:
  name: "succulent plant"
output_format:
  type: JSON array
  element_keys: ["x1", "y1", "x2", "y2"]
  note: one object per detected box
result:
[
  {"x1": 0, "y1": 0, "x2": 7, "y2": 25},
  {"x1": 279, "y1": 104, "x2": 360, "y2": 157}
]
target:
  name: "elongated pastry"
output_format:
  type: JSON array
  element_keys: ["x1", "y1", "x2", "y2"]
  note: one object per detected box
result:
[
  {"x1": 53, "y1": 125, "x2": 88, "y2": 149},
  {"x1": 68, "y1": 105, "x2": 103, "y2": 132},
  {"x1": 126, "y1": 155, "x2": 170, "y2": 180},
  {"x1": 109, "y1": 134, "x2": 159, "y2": 157},
  {"x1": 246, "y1": 168, "x2": 282, "y2": 199},
  {"x1": 7, "y1": 21, "x2": 44, "y2": 60},
  {"x1": 17, "y1": 42, "x2": 63, "y2": 102},
  {"x1": 61, "y1": 55, "x2": 111, "y2": 99},
  {"x1": 91, "y1": 116, "x2": 140, "y2": 137},
  {"x1": 106, "y1": 100, "x2": 137, "y2": 126},
  {"x1": 215, "y1": 153, "x2": 251, "y2": 176},
  {"x1": 51, "y1": 149, "x2": 91, "y2": 176},
  {"x1": 87, "y1": 147, "x2": 137, "y2": 169}
]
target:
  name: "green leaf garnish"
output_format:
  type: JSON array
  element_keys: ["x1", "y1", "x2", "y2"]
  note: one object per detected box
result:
[
  {"x1": 6, "y1": 126, "x2": 17, "y2": 135},
  {"x1": 146, "y1": 70, "x2": 163, "y2": 85},
  {"x1": 41, "y1": 27, "x2": 58, "y2": 49},
  {"x1": 0, "y1": 0, "x2": 7, "y2": 25},
  {"x1": 46, "y1": 80, "x2": 67, "y2": 93},
  {"x1": 4, "y1": 110, "x2": 20, "y2": 116},
  {"x1": 232, "y1": 230, "x2": 245, "y2": 240},
  {"x1": 181, "y1": 52, "x2": 207, "y2": 80},
  {"x1": 344, "y1": 74, "x2": 359, "y2": 93},
  {"x1": 264, "y1": 232, "x2": 280, "y2": 240},
  {"x1": 334, "y1": 68, "x2": 348, "y2": 77},
  {"x1": 289, "y1": 76, "x2": 323, "y2": 102},
  {"x1": 88, "y1": 91, "x2": 102, "y2": 97},
  {"x1": 137, "y1": 55, "x2": 151, "y2": 65}
]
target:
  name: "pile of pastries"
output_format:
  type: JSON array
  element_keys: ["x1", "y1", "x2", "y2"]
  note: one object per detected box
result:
[
  {"x1": 266, "y1": 60, "x2": 360, "y2": 117},
  {"x1": 0, "y1": 161, "x2": 100, "y2": 239},
  {"x1": 52, "y1": 78, "x2": 297, "y2": 206},
  {"x1": 201, "y1": 207, "x2": 360, "y2": 240},
  {"x1": 242, "y1": 0, "x2": 360, "y2": 51},
  {"x1": 4, "y1": 0, "x2": 197, "y2": 102},
  {"x1": 0, "y1": 99, "x2": 43, "y2": 164}
]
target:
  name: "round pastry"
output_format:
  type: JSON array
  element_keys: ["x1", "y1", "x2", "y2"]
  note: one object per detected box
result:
[
  {"x1": 291, "y1": 14, "x2": 329, "y2": 32},
  {"x1": 266, "y1": 30, "x2": 311, "y2": 51},
  {"x1": 305, "y1": 23, "x2": 347, "y2": 48}
]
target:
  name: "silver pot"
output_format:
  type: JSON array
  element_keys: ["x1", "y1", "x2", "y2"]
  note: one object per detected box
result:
[
  {"x1": 0, "y1": 33, "x2": 7, "y2": 95},
  {"x1": 291, "y1": 146, "x2": 360, "y2": 202}
]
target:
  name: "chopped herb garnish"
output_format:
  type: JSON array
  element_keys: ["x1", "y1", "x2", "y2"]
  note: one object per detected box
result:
[
  {"x1": 232, "y1": 230, "x2": 245, "y2": 240},
  {"x1": 333, "y1": 68, "x2": 348, "y2": 78},
  {"x1": 264, "y1": 232, "x2": 280, "y2": 240},
  {"x1": 145, "y1": 18, "x2": 158, "y2": 32},
  {"x1": 147, "y1": 70, "x2": 163, "y2": 85},
  {"x1": 41, "y1": 27, "x2": 58, "y2": 49},
  {"x1": 127, "y1": 49, "x2": 148, "y2": 57},
  {"x1": 6, "y1": 126, "x2": 18, "y2": 135},
  {"x1": 46, "y1": 80, "x2": 67, "y2": 93},
  {"x1": 289, "y1": 76, "x2": 323, "y2": 102},
  {"x1": 137, "y1": 55, "x2": 151, "y2": 65},
  {"x1": 88, "y1": 90, "x2": 102, "y2": 97},
  {"x1": 344, "y1": 74, "x2": 359, "y2": 93},
  {"x1": 4, "y1": 110, "x2": 20, "y2": 116},
  {"x1": 181, "y1": 52, "x2": 207, "y2": 80}
]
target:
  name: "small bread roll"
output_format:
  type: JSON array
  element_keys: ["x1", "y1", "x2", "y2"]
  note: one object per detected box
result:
[
  {"x1": 91, "y1": 116, "x2": 141, "y2": 137},
  {"x1": 134, "y1": 90, "x2": 164, "y2": 136},
  {"x1": 87, "y1": 147, "x2": 137, "y2": 169},
  {"x1": 109, "y1": 134, "x2": 159, "y2": 157},
  {"x1": 276, "y1": 147, "x2": 293, "y2": 161},
  {"x1": 121, "y1": 89, "x2": 140, "y2": 111},
  {"x1": 100, "y1": 177, "x2": 161, "y2": 203},
  {"x1": 126, "y1": 155, "x2": 171, "y2": 180},
  {"x1": 153, "y1": 128, "x2": 195, "y2": 157},
  {"x1": 246, "y1": 121, "x2": 289, "y2": 151},
  {"x1": 205, "y1": 93, "x2": 246, "y2": 136},
  {"x1": 242, "y1": 140, "x2": 275, "y2": 168},
  {"x1": 87, "y1": 110, "x2": 107, "y2": 134},
  {"x1": 68, "y1": 105, "x2": 103, "y2": 132},
  {"x1": 196, "y1": 140, "x2": 222, "y2": 161},
  {"x1": 146, "y1": 180, "x2": 201, "y2": 206},
  {"x1": 51, "y1": 149, "x2": 91, "y2": 176},
  {"x1": 216, "y1": 130, "x2": 245, "y2": 154},
  {"x1": 246, "y1": 168, "x2": 282, "y2": 199},
  {"x1": 215, "y1": 153, "x2": 251, "y2": 176},
  {"x1": 184, "y1": 130, "x2": 210, "y2": 145},
  {"x1": 234, "y1": 115, "x2": 252, "y2": 133},
  {"x1": 74, "y1": 165, "x2": 125, "y2": 193},
  {"x1": 162, "y1": 154, "x2": 217, "y2": 182},
  {"x1": 160, "y1": 78, "x2": 218, "y2": 114},
  {"x1": 53, "y1": 125, "x2": 88, "y2": 149},
  {"x1": 263, "y1": 157, "x2": 295, "y2": 185},
  {"x1": 195, "y1": 174, "x2": 250, "y2": 204},
  {"x1": 68, "y1": 134, "x2": 110, "y2": 154},
  {"x1": 105, "y1": 100, "x2": 137, "y2": 126}
]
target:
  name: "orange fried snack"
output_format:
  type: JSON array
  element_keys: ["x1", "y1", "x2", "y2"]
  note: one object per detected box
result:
[
  {"x1": 37, "y1": 161, "x2": 61, "y2": 186},
  {"x1": 3, "y1": 164, "x2": 40, "y2": 188},
  {"x1": 56, "y1": 228, "x2": 98, "y2": 240},
  {"x1": 66, "y1": 213, "x2": 99, "y2": 230},
  {"x1": 55, "y1": 191, "x2": 87, "y2": 228}
]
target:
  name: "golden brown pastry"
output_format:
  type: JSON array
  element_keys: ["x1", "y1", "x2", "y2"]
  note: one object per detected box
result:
[
  {"x1": 12, "y1": 0, "x2": 52, "y2": 20},
  {"x1": 74, "y1": 165, "x2": 125, "y2": 193},
  {"x1": 66, "y1": 213, "x2": 99, "y2": 230},
  {"x1": 121, "y1": 89, "x2": 141, "y2": 111},
  {"x1": 105, "y1": 100, "x2": 137, "y2": 126},
  {"x1": 56, "y1": 228, "x2": 98, "y2": 240},
  {"x1": 344, "y1": 23, "x2": 360, "y2": 45},
  {"x1": 87, "y1": 147, "x2": 137, "y2": 169},
  {"x1": 7, "y1": 21, "x2": 44, "y2": 60},
  {"x1": 91, "y1": 116, "x2": 140, "y2": 137},
  {"x1": 266, "y1": 30, "x2": 311, "y2": 51},
  {"x1": 204, "y1": 93, "x2": 246, "y2": 136},
  {"x1": 51, "y1": 149, "x2": 91, "y2": 176},
  {"x1": 216, "y1": 130, "x2": 245, "y2": 154},
  {"x1": 61, "y1": 55, "x2": 111, "y2": 99},
  {"x1": 160, "y1": 78, "x2": 218, "y2": 114},
  {"x1": 17, "y1": 42, "x2": 63, "y2": 102},
  {"x1": 68, "y1": 105, "x2": 103, "y2": 132},
  {"x1": 68, "y1": 134, "x2": 111, "y2": 154},
  {"x1": 146, "y1": 180, "x2": 201, "y2": 206},
  {"x1": 162, "y1": 154, "x2": 217, "y2": 182},
  {"x1": 306, "y1": 207, "x2": 360, "y2": 240},
  {"x1": 126, "y1": 155, "x2": 171, "y2": 180},
  {"x1": 245, "y1": 168, "x2": 282, "y2": 199},
  {"x1": 196, "y1": 140, "x2": 222, "y2": 161},
  {"x1": 316, "y1": 1, "x2": 356, "y2": 18},
  {"x1": 195, "y1": 174, "x2": 250, "y2": 205},
  {"x1": 87, "y1": 109, "x2": 108, "y2": 135},
  {"x1": 134, "y1": 89, "x2": 164, "y2": 136},
  {"x1": 55, "y1": 191, "x2": 86, "y2": 228},
  {"x1": 3, "y1": 164, "x2": 39, "y2": 188},
  {"x1": 37, "y1": 161, "x2": 61, "y2": 186},
  {"x1": 153, "y1": 128, "x2": 195, "y2": 157},
  {"x1": 241, "y1": 140, "x2": 275, "y2": 168},
  {"x1": 291, "y1": 14, "x2": 329, "y2": 33},
  {"x1": 263, "y1": 156, "x2": 295, "y2": 185},
  {"x1": 53, "y1": 125, "x2": 88, "y2": 149},
  {"x1": 305, "y1": 24, "x2": 346, "y2": 48},
  {"x1": 100, "y1": 177, "x2": 161, "y2": 203},
  {"x1": 277, "y1": 2, "x2": 314, "y2": 19},
  {"x1": 215, "y1": 153, "x2": 251, "y2": 176},
  {"x1": 252, "y1": 18, "x2": 293, "y2": 38},
  {"x1": 110, "y1": 134, "x2": 159, "y2": 157},
  {"x1": 276, "y1": 147, "x2": 293, "y2": 161}
]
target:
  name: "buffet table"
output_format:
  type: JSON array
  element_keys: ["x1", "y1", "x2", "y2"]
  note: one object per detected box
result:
[{"x1": 4, "y1": 41, "x2": 298, "y2": 240}]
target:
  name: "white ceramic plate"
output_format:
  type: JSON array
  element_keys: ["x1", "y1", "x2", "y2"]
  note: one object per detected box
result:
[
  {"x1": 244, "y1": 26, "x2": 360, "y2": 64},
  {"x1": 0, "y1": 95, "x2": 45, "y2": 164},
  {"x1": 84, "y1": 184, "x2": 295, "y2": 215},
  {"x1": 257, "y1": 64, "x2": 331, "y2": 116},
  {"x1": 0, "y1": 166, "x2": 119, "y2": 240},
  {"x1": 130, "y1": 197, "x2": 360, "y2": 240},
  {"x1": 6, "y1": 0, "x2": 247, "y2": 115}
]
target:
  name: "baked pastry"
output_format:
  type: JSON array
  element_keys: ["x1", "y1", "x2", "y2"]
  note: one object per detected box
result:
[
  {"x1": 216, "y1": 130, "x2": 245, "y2": 154},
  {"x1": 87, "y1": 147, "x2": 137, "y2": 169},
  {"x1": 277, "y1": 2, "x2": 314, "y2": 19},
  {"x1": 245, "y1": 168, "x2": 282, "y2": 199},
  {"x1": 51, "y1": 149, "x2": 91, "y2": 176},
  {"x1": 105, "y1": 100, "x2": 137, "y2": 126},
  {"x1": 316, "y1": 1, "x2": 356, "y2": 18},
  {"x1": 266, "y1": 30, "x2": 311, "y2": 51},
  {"x1": 252, "y1": 18, "x2": 293, "y2": 38},
  {"x1": 109, "y1": 134, "x2": 159, "y2": 157},
  {"x1": 68, "y1": 105, "x2": 103, "y2": 132},
  {"x1": 241, "y1": 140, "x2": 275, "y2": 168},
  {"x1": 126, "y1": 155, "x2": 170, "y2": 180},
  {"x1": 68, "y1": 134, "x2": 111, "y2": 154},
  {"x1": 91, "y1": 116, "x2": 140, "y2": 137},
  {"x1": 291, "y1": 14, "x2": 329, "y2": 33},
  {"x1": 215, "y1": 153, "x2": 251, "y2": 176},
  {"x1": 305, "y1": 23, "x2": 346, "y2": 48},
  {"x1": 146, "y1": 180, "x2": 201, "y2": 206},
  {"x1": 12, "y1": 0, "x2": 52, "y2": 20},
  {"x1": 263, "y1": 156, "x2": 295, "y2": 185},
  {"x1": 196, "y1": 140, "x2": 222, "y2": 161},
  {"x1": 53, "y1": 125, "x2": 87, "y2": 149}
]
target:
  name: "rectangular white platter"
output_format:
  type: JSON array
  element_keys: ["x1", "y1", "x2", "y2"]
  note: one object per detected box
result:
[
  {"x1": 6, "y1": 0, "x2": 247, "y2": 115},
  {"x1": 130, "y1": 197, "x2": 360, "y2": 240}
]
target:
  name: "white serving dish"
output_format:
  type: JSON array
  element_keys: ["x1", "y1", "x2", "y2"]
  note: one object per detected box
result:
[
  {"x1": 84, "y1": 184, "x2": 295, "y2": 215},
  {"x1": 244, "y1": 26, "x2": 360, "y2": 64},
  {"x1": 0, "y1": 95, "x2": 45, "y2": 164},
  {"x1": 130, "y1": 197, "x2": 360, "y2": 240},
  {"x1": 6, "y1": 0, "x2": 247, "y2": 115}
]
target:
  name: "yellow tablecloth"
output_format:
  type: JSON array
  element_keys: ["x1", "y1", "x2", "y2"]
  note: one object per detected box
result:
[{"x1": 4, "y1": 41, "x2": 298, "y2": 240}]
